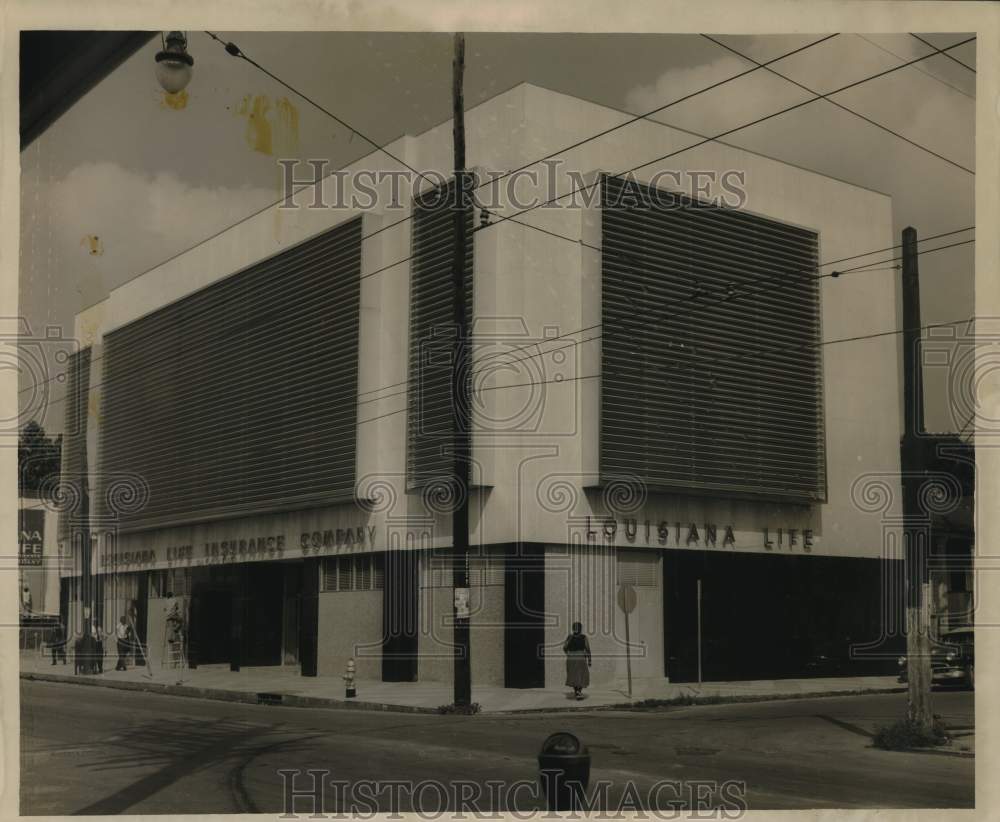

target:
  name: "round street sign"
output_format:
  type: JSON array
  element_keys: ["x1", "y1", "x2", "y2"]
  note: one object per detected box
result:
[{"x1": 617, "y1": 582, "x2": 637, "y2": 615}]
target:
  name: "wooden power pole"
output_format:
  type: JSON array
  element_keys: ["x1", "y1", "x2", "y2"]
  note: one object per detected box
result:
[
  {"x1": 900, "y1": 226, "x2": 933, "y2": 728},
  {"x1": 451, "y1": 32, "x2": 472, "y2": 707}
]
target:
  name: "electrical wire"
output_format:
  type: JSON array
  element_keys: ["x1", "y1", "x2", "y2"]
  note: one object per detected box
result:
[
  {"x1": 477, "y1": 35, "x2": 977, "y2": 239},
  {"x1": 473, "y1": 35, "x2": 838, "y2": 194},
  {"x1": 32, "y1": 37, "x2": 978, "y2": 447},
  {"x1": 108, "y1": 32, "x2": 839, "y2": 302},
  {"x1": 956, "y1": 408, "x2": 976, "y2": 443},
  {"x1": 855, "y1": 34, "x2": 974, "y2": 100},
  {"x1": 301, "y1": 33, "x2": 981, "y2": 286},
  {"x1": 204, "y1": 31, "x2": 436, "y2": 190},
  {"x1": 27, "y1": 230, "x2": 973, "y2": 405},
  {"x1": 360, "y1": 316, "x2": 975, "y2": 423},
  {"x1": 78, "y1": 33, "x2": 973, "y2": 307},
  {"x1": 311, "y1": 33, "x2": 981, "y2": 286},
  {"x1": 48, "y1": 307, "x2": 976, "y2": 470},
  {"x1": 910, "y1": 33, "x2": 976, "y2": 74},
  {"x1": 701, "y1": 34, "x2": 973, "y2": 174}
]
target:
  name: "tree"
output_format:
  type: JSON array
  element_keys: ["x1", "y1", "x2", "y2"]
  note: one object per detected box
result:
[{"x1": 18, "y1": 420, "x2": 61, "y2": 495}]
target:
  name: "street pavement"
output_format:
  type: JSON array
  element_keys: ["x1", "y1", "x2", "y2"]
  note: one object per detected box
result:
[{"x1": 21, "y1": 679, "x2": 973, "y2": 814}]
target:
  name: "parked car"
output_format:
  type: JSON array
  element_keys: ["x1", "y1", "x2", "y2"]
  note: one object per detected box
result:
[{"x1": 897, "y1": 627, "x2": 974, "y2": 689}]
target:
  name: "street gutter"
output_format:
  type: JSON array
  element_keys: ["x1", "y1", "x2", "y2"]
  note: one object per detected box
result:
[
  {"x1": 20, "y1": 671, "x2": 440, "y2": 715},
  {"x1": 22, "y1": 670, "x2": 911, "y2": 716}
]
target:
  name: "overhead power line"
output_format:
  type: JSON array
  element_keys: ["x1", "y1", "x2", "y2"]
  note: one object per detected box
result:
[
  {"x1": 204, "y1": 31, "x2": 435, "y2": 190},
  {"x1": 227, "y1": 31, "x2": 976, "y2": 284},
  {"x1": 829, "y1": 238, "x2": 975, "y2": 277},
  {"x1": 52, "y1": 313, "x2": 974, "y2": 457},
  {"x1": 910, "y1": 33, "x2": 976, "y2": 74},
  {"x1": 477, "y1": 35, "x2": 977, "y2": 240},
  {"x1": 355, "y1": 316, "x2": 975, "y2": 427},
  {"x1": 95, "y1": 33, "x2": 972, "y2": 303},
  {"x1": 701, "y1": 34, "x2": 973, "y2": 174},
  {"x1": 956, "y1": 407, "x2": 977, "y2": 443},
  {"x1": 119, "y1": 32, "x2": 838, "y2": 302},
  {"x1": 33, "y1": 233, "x2": 973, "y2": 418},
  {"x1": 854, "y1": 34, "x2": 974, "y2": 100},
  {"x1": 319, "y1": 34, "x2": 980, "y2": 286},
  {"x1": 476, "y1": 34, "x2": 838, "y2": 192},
  {"x1": 40, "y1": 35, "x2": 976, "y2": 436},
  {"x1": 104, "y1": 32, "x2": 835, "y2": 305}
]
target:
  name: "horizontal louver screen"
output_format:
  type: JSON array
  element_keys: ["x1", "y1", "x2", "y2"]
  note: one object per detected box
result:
[
  {"x1": 407, "y1": 180, "x2": 473, "y2": 491},
  {"x1": 101, "y1": 218, "x2": 362, "y2": 530},
  {"x1": 58, "y1": 347, "x2": 90, "y2": 542},
  {"x1": 322, "y1": 554, "x2": 383, "y2": 592},
  {"x1": 600, "y1": 175, "x2": 826, "y2": 503}
]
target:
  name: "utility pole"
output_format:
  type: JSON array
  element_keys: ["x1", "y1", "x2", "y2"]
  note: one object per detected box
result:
[
  {"x1": 451, "y1": 31, "x2": 472, "y2": 707},
  {"x1": 900, "y1": 226, "x2": 933, "y2": 729}
]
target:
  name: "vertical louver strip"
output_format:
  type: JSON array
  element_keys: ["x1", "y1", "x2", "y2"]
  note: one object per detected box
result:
[
  {"x1": 101, "y1": 217, "x2": 363, "y2": 531},
  {"x1": 407, "y1": 180, "x2": 474, "y2": 491},
  {"x1": 58, "y1": 347, "x2": 91, "y2": 542},
  {"x1": 600, "y1": 175, "x2": 826, "y2": 503}
]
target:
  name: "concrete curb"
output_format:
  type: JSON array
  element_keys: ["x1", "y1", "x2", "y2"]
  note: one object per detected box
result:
[
  {"x1": 506, "y1": 685, "x2": 908, "y2": 714},
  {"x1": 20, "y1": 671, "x2": 440, "y2": 715},
  {"x1": 903, "y1": 746, "x2": 974, "y2": 759},
  {"x1": 23, "y1": 671, "x2": 909, "y2": 716}
]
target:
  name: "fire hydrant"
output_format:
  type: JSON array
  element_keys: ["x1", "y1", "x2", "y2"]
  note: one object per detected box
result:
[{"x1": 343, "y1": 657, "x2": 356, "y2": 698}]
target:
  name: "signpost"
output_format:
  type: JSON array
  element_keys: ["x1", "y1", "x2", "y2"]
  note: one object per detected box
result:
[{"x1": 617, "y1": 582, "x2": 637, "y2": 698}]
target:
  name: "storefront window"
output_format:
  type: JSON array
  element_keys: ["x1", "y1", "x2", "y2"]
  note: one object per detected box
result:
[
  {"x1": 150, "y1": 567, "x2": 191, "y2": 598},
  {"x1": 322, "y1": 554, "x2": 382, "y2": 592}
]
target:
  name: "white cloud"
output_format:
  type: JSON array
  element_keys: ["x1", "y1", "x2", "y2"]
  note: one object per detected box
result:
[
  {"x1": 19, "y1": 162, "x2": 276, "y2": 428},
  {"x1": 622, "y1": 45, "x2": 809, "y2": 139},
  {"x1": 29, "y1": 161, "x2": 276, "y2": 308}
]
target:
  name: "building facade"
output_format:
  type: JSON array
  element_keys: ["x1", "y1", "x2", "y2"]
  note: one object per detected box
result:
[{"x1": 56, "y1": 84, "x2": 907, "y2": 689}]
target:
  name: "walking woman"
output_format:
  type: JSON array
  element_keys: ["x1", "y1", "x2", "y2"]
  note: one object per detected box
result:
[{"x1": 563, "y1": 621, "x2": 592, "y2": 700}]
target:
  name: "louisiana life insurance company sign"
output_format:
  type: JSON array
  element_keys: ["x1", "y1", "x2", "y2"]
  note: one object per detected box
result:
[{"x1": 98, "y1": 524, "x2": 383, "y2": 572}]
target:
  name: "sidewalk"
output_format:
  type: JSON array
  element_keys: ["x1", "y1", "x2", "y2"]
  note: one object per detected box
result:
[{"x1": 20, "y1": 651, "x2": 904, "y2": 714}]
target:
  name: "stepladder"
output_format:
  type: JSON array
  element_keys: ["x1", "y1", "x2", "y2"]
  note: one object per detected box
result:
[{"x1": 163, "y1": 603, "x2": 187, "y2": 669}]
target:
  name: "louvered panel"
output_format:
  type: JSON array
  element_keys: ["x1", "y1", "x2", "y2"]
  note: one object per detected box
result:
[
  {"x1": 58, "y1": 348, "x2": 91, "y2": 542},
  {"x1": 100, "y1": 218, "x2": 362, "y2": 531},
  {"x1": 617, "y1": 551, "x2": 659, "y2": 587},
  {"x1": 407, "y1": 179, "x2": 474, "y2": 491},
  {"x1": 600, "y1": 175, "x2": 826, "y2": 504}
]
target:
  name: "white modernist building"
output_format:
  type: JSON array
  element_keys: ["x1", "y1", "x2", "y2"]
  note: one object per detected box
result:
[{"x1": 58, "y1": 83, "x2": 904, "y2": 690}]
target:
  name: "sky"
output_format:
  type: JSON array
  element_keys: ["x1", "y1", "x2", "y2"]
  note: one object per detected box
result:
[{"x1": 19, "y1": 31, "x2": 976, "y2": 434}]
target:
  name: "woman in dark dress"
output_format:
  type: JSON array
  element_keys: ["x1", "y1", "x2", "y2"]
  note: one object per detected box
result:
[{"x1": 563, "y1": 621, "x2": 592, "y2": 700}]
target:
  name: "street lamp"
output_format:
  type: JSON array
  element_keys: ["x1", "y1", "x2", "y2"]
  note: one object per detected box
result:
[{"x1": 154, "y1": 31, "x2": 194, "y2": 93}]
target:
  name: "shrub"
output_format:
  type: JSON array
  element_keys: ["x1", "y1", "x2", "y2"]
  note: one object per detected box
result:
[
  {"x1": 872, "y1": 717, "x2": 949, "y2": 750},
  {"x1": 437, "y1": 702, "x2": 481, "y2": 715}
]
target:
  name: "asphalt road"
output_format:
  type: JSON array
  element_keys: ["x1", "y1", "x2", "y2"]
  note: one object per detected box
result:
[{"x1": 21, "y1": 679, "x2": 973, "y2": 814}]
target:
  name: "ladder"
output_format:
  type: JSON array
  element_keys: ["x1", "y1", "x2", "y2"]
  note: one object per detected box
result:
[
  {"x1": 162, "y1": 603, "x2": 187, "y2": 670},
  {"x1": 128, "y1": 614, "x2": 154, "y2": 678},
  {"x1": 164, "y1": 636, "x2": 186, "y2": 669}
]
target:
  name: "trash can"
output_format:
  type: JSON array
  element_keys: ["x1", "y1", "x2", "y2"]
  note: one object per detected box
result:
[{"x1": 538, "y1": 732, "x2": 590, "y2": 811}]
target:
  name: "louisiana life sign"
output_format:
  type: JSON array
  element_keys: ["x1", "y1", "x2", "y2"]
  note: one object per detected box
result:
[{"x1": 574, "y1": 516, "x2": 816, "y2": 552}]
